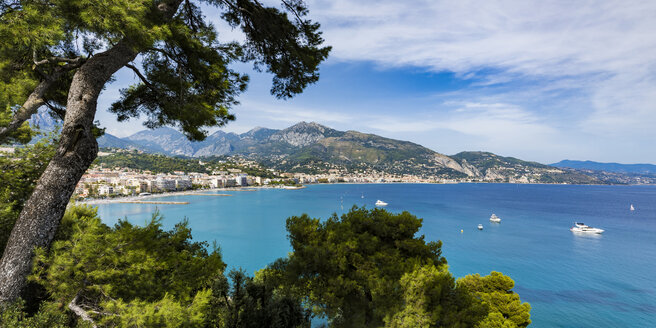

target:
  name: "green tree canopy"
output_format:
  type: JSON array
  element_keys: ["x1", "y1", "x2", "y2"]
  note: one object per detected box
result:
[
  {"x1": 209, "y1": 268, "x2": 311, "y2": 328},
  {"x1": 268, "y1": 207, "x2": 448, "y2": 327},
  {"x1": 29, "y1": 205, "x2": 225, "y2": 326},
  {"x1": 458, "y1": 272, "x2": 532, "y2": 328},
  {"x1": 385, "y1": 265, "x2": 487, "y2": 328},
  {"x1": 1, "y1": 205, "x2": 531, "y2": 327},
  {"x1": 0, "y1": 0, "x2": 330, "y2": 141}
]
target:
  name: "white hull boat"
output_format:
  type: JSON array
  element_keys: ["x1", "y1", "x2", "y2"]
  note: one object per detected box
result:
[
  {"x1": 570, "y1": 222, "x2": 604, "y2": 234},
  {"x1": 490, "y1": 214, "x2": 501, "y2": 223},
  {"x1": 375, "y1": 200, "x2": 388, "y2": 206}
]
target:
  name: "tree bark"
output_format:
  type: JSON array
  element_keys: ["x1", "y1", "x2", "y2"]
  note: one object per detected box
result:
[
  {"x1": 0, "y1": 40, "x2": 139, "y2": 303},
  {"x1": 68, "y1": 293, "x2": 98, "y2": 328}
]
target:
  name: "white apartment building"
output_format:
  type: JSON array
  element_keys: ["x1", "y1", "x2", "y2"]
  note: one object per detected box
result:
[
  {"x1": 175, "y1": 178, "x2": 192, "y2": 190},
  {"x1": 154, "y1": 177, "x2": 176, "y2": 191},
  {"x1": 98, "y1": 185, "x2": 114, "y2": 195}
]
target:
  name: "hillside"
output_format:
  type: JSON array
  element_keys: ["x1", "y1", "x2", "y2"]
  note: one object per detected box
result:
[
  {"x1": 96, "y1": 122, "x2": 627, "y2": 184},
  {"x1": 452, "y1": 152, "x2": 602, "y2": 184}
]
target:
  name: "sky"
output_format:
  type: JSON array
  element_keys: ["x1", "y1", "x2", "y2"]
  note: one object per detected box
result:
[{"x1": 95, "y1": 0, "x2": 656, "y2": 164}]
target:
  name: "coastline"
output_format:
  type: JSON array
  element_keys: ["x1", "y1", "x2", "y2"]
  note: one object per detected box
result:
[
  {"x1": 75, "y1": 185, "x2": 305, "y2": 205},
  {"x1": 76, "y1": 187, "x2": 256, "y2": 205},
  {"x1": 75, "y1": 181, "x2": 652, "y2": 206}
]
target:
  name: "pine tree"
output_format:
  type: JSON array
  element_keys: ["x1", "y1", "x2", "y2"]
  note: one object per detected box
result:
[{"x1": 0, "y1": 0, "x2": 330, "y2": 302}]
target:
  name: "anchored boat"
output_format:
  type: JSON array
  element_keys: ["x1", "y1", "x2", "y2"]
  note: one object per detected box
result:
[{"x1": 570, "y1": 222, "x2": 604, "y2": 234}]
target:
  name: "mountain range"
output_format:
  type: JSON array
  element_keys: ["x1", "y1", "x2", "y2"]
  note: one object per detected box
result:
[
  {"x1": 551, "y1": 160, "x2": 656, "y2": 175},
  {"x1": 97, "y1": 122, "x2": 605, "y2": 183},
  {"x1": 23, "y1": 109, "x2": 653, "y2": 184}
]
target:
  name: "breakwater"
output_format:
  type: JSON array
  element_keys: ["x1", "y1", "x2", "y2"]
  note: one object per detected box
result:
[{"x1": 118, "y1": 201, "x2": 189, "y2": 205}]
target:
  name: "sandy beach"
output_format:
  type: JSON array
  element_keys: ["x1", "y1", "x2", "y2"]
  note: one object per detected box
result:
[{"x1": 74, "y1": 185, "x2": 306, "y2": 205}]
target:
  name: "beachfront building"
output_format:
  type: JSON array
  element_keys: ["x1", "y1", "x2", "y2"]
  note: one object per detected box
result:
[
  {"x1": 98, "y1": 185, "x2": 114, "y2": 196},
  {"x1": 154, "y1": 177, "x2": 176, "y2": 192},
  {"x1": 235, "y1": 174, "x2": 248, "y2": 186},
  {"x1": 175, "y1": 177, "x2": 192, "y2": 190}
]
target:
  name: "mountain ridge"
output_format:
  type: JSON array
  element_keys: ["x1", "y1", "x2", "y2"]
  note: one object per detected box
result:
[
  {"x1": 551, "y1": 160, "x2": 656, "y2": 175},
  {"x1": 25, "y1": 109, "x2": 653, "y2": 184},
  {"x1": 97, "y1": 122, "x2": 613, "y2": 183}
]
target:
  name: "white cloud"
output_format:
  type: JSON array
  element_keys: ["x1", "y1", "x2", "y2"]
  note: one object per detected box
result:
[
  {"x1": 299, "y1": 0, "x2": 656, "y2": 162},
  {"x1": 365, "y1": 101, "x2": 567, "y2": 157},
  {"x1": 96, "y1": 1, "x2": 656, "y2": 163},
  {"x1": 309, "y1": 0, "x2": 656, "y2": 76}
]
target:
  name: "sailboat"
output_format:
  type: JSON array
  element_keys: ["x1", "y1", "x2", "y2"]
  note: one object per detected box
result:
[{"x1": 630, "y1": 204, "x2": 635, "y2": 211}]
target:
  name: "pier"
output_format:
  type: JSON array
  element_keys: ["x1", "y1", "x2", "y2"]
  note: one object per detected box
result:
[{"x1": 183, "y1": 193, "x2": 233, "y2": 196}]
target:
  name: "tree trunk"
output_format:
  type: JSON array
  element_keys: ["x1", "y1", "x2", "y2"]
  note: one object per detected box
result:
[
  {"x1": 0, "y1": 40, "x2": 138, "y2": 303},
  {"x1": 0, "y1": 0, "x2": 183, "y2": 304}
]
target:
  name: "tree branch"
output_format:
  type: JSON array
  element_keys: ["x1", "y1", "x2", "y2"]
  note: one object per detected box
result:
[
  {"x1": 33, "y1": 56, "x2": 84, "y2": 67},
  {"x1": 0, "y1": 2, "x2": 21, "y2": 19},
  {"x1": 44, "y1": 100, "x2": 66, "y2": 120},
  {"x1": 0, "y1": 81, "x2": 48, "y2": 142},
  {"x1": 125, "y1": 64, "x2": 154, "y2": 88},
  {"x1": 184, "y1": 0, "x2": 199, "y2": 32},
  {"x1": 281, "y1": 0, "x2": 305, "y2": 25},
  {"x1": 68, "y1": 293, "x2": 98, "y2": 328},
  {"x1": 147, "y1": 47, "x2": 184, "y2": 66},
  {"x1": 0, "y1": 59, "x2": 82, "y2": 143},
  {"x1": 221, "y1": 0, "x2": 253, "y2": 15}
]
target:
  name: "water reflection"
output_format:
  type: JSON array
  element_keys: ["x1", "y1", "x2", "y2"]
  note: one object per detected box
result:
[{"x1": 571, "y1": 231, "x2": 602, "y2": 255}]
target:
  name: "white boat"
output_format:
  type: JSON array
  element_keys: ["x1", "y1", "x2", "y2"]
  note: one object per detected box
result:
[
  {"x1": 570, "y1": 222, "x2": 604, "y2": 234},
  {"x1": 489, "y1": 214, "x2": 501, "y2": 223},
  {"x1": 478, "y1": 224, "x2": 483, "y2": 230},
  {"x1": 375, "y1": 200, "x2": 388, "y2": 206},
  {"x1": 630, "y1": 204, "x2": 635, "y2": 211}
]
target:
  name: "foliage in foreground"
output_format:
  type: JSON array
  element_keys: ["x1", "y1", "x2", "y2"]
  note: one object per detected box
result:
[
  {"x1": 1, "y1": 206, "x2": 530, "y2": 327},
  {"x1": 458, "y1": 272, "x2": 532, "y2": 328},
  {"x1": 264, "y1": 207, "x2": 531, "y2": 327},
  {"x1": 267, "y1": 207, "x2": 448, "y2": 326},
  {"x1": 386, "y1": 265, "x2": 487, "y2": 327},
  {"x1": 31, "y1": 205, "x2": 224, "y2": 326}
]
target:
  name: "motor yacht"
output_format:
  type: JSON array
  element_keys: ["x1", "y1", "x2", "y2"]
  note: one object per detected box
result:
[
  {"x1": 490, "y1": 214, "x2": 501, "y2": 223},
  {"x1": 570, "y1": 222, "x2": 604, "y2": 234},
  {"x1": 375, "y1": 200, "x2": 388, "y2": 206}
]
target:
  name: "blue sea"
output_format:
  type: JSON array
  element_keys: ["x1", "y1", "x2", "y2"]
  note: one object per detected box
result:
[{"x1": 95, "y1": 183, "x2": 656, "y2": 327}]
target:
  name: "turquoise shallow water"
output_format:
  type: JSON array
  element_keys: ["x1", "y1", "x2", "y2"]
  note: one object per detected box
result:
[{"x1": 95, "y1": 183, "x2": 656, "y2": 327}]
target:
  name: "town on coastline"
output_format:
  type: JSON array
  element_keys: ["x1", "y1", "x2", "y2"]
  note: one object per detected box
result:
[
  {"x1": 4, "y1": 144, "x2": 655, "y2": 203},
  {"x1": 71, "y1": 150, "x2": 581, "y2": 201},
  {"x1": 73, "y1": 157, "x2": 460, "y2": 200}
]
